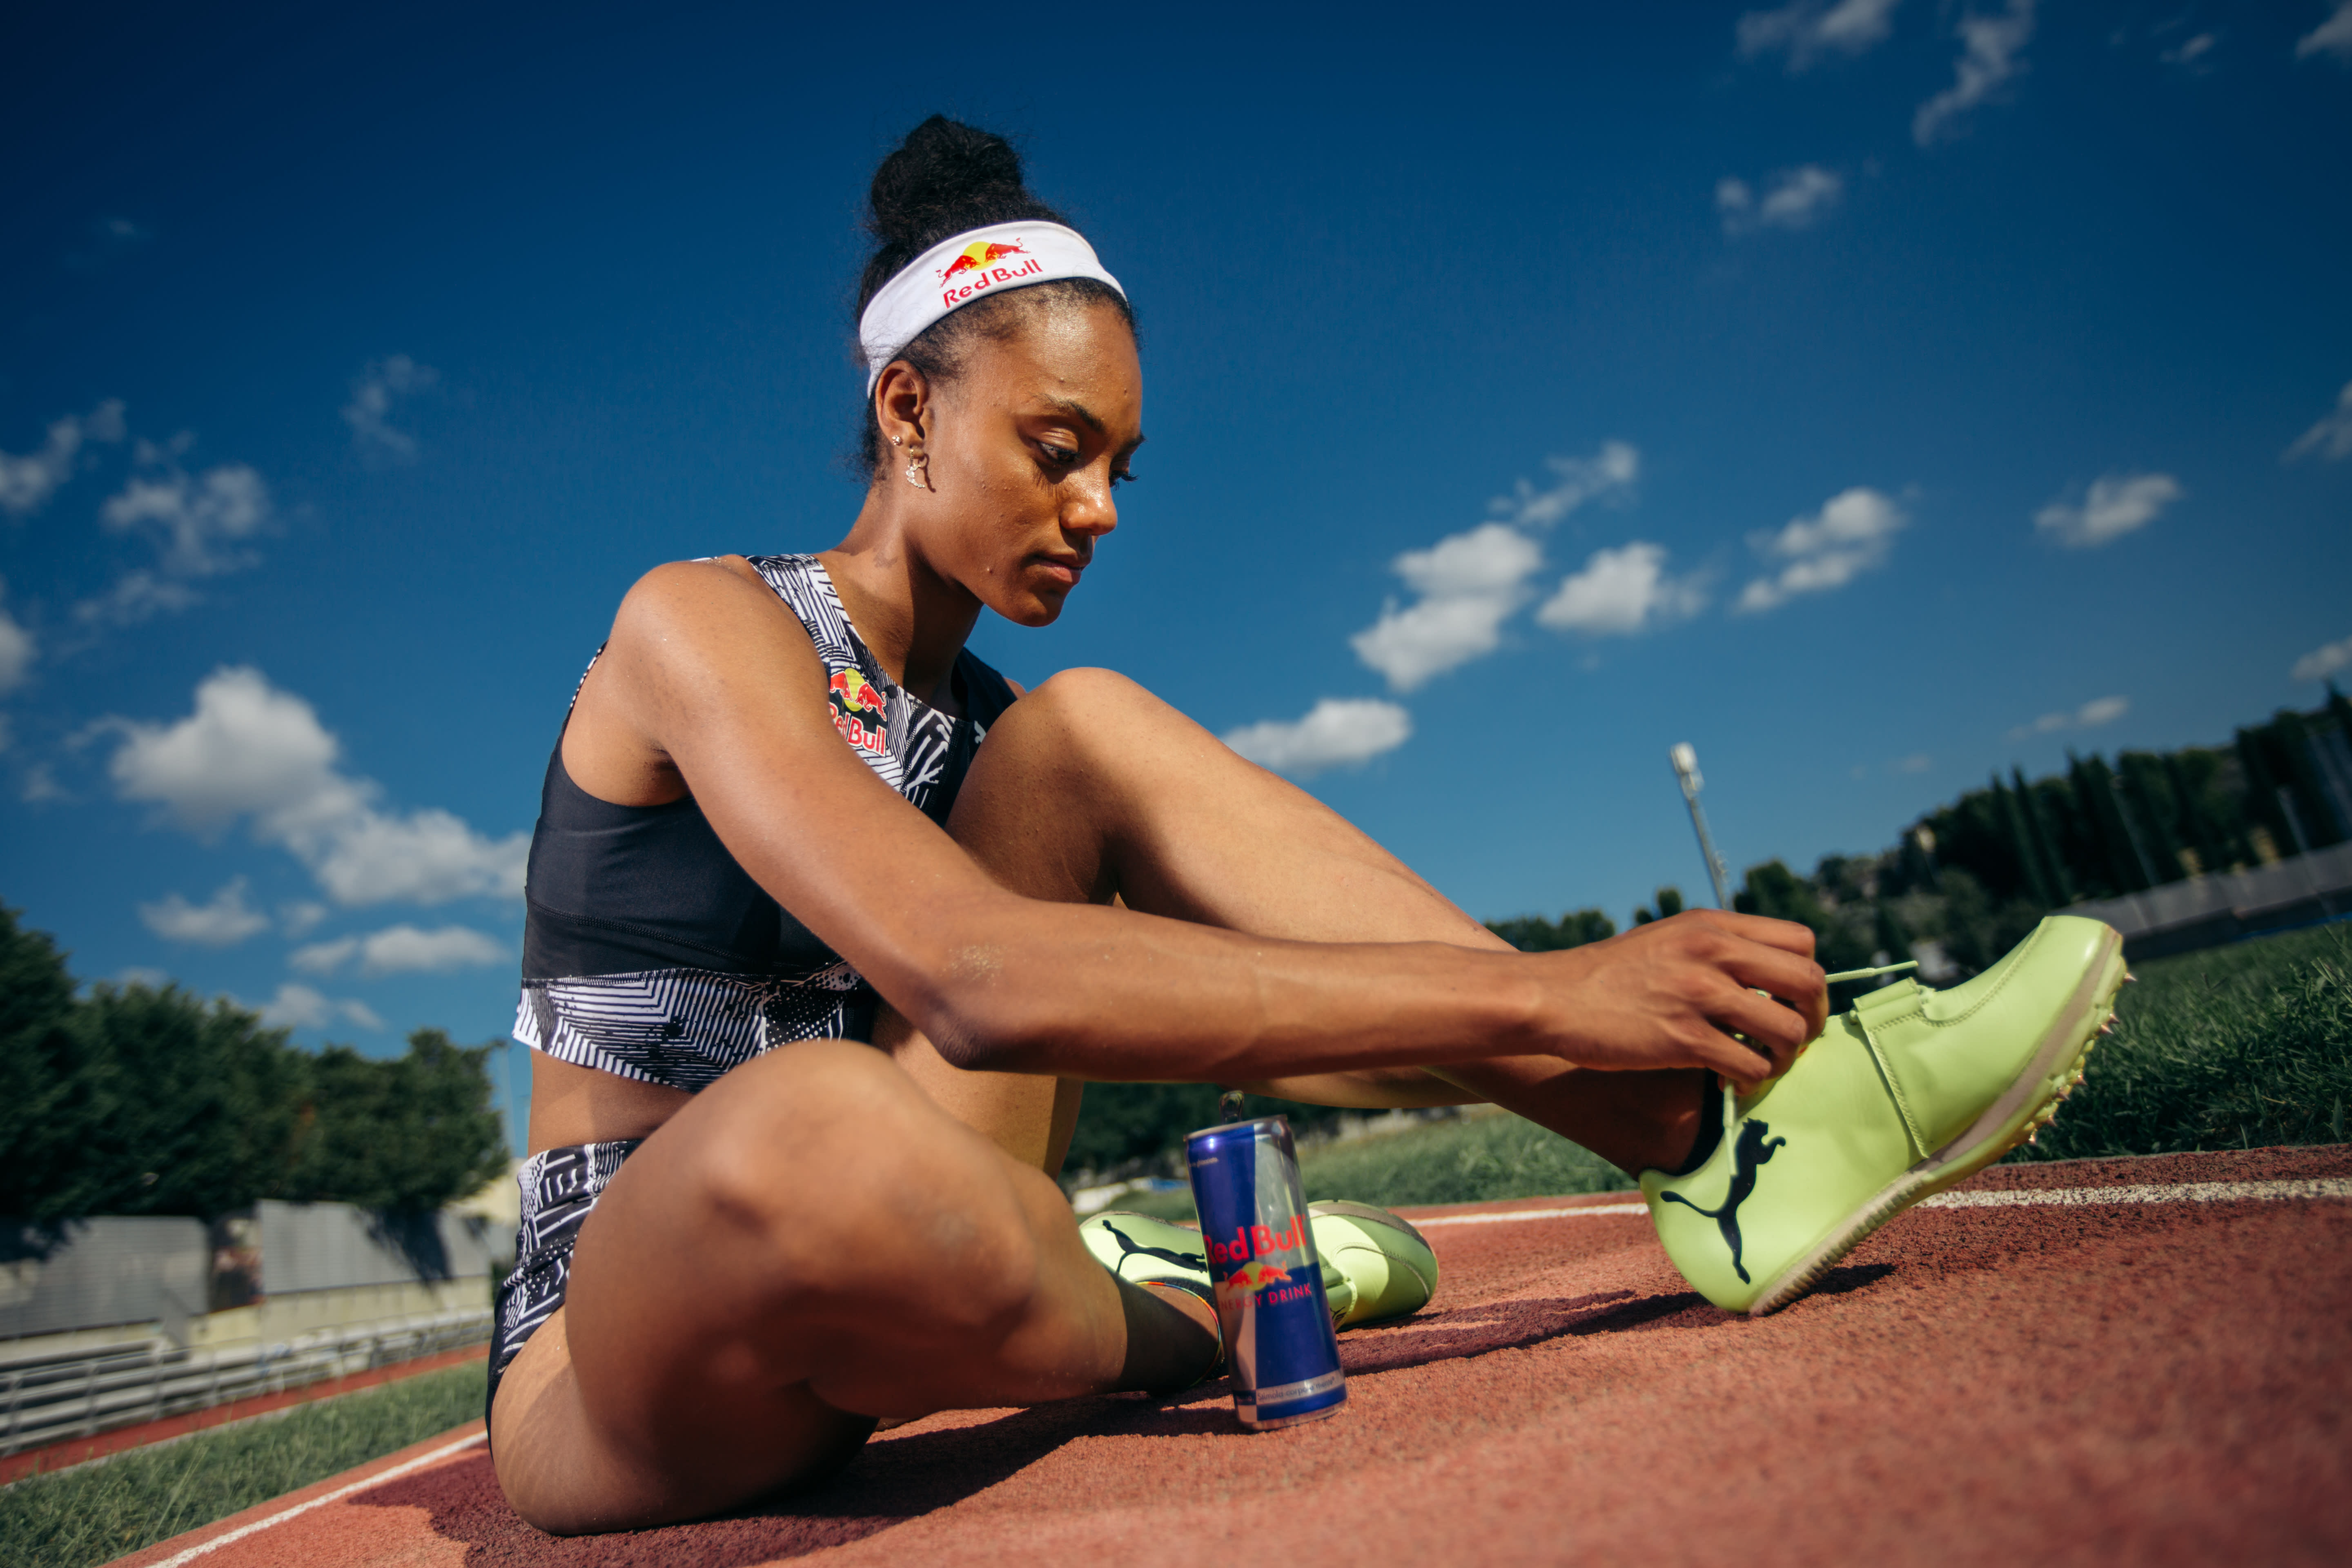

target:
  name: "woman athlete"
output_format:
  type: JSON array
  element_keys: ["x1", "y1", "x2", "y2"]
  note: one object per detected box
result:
[{"x1": 487, "y1": 117, "x2": 1834, "y2": 1533}]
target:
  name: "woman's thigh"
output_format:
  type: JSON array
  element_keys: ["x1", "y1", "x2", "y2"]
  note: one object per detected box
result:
[{"x1": 487, "y1": 1038, "x2": 1126, "y2": 1533}]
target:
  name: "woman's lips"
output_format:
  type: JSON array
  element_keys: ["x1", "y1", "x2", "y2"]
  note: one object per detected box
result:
[{"x1": 1033, "y1": 557, "x2": 1085, "y2": 586}]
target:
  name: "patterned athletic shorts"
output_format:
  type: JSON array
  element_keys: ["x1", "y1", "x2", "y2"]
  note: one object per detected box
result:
[{"x1": 486, "y1": 1139, "x2": 641, "y2": 1429}]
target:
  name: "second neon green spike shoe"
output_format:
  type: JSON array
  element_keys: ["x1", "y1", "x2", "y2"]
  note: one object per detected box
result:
[
  {"x1": 1307, "y1": 1200, "x2": 1439, "y2": 1329},
  {"x1": 1642, "y1": 914, "x2": 2127, "y2": 1316},
  {"x1": 1078, "y1": 1202, "x2": 1439, "y2": 1329}
]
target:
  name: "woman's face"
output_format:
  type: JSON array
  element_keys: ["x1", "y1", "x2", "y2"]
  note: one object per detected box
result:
[{"x1": 911, "y1": 298, "x2": 1143, "y2": 628}]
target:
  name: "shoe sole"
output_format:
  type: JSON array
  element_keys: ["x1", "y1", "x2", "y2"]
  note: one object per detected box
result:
[{"x1": 1745, "y1": 925, "x2": 2129, "y2": 1316}]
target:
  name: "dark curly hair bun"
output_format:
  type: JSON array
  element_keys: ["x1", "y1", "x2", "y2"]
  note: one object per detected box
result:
[
  {"x1": 857, "y1": 117, "x2": 1066, "y2": 314},
  {"x1": 849, "y1": 116, "x2": 1134, "y2": 479}
]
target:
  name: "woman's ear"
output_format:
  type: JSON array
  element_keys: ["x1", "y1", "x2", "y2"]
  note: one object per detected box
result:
[{"x1": 874, "y1": 362, "x2": 931, "y2": 450}]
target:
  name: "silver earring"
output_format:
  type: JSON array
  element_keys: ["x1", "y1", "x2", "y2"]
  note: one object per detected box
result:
[
  {"x1": 890, "y1": 435, "x2": 902, "y2": 446},
  {"x1": 905, "y1": 453, "x2": 931, "y2": 490}
]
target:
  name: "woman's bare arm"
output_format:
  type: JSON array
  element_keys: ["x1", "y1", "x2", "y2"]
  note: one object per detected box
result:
[{"x1": 572, "y1": 559, "x2": 1824, "y2": 1090}]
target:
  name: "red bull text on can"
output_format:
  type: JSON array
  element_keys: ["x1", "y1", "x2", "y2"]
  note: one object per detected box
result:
[{"x1": 1184, "y1": 1115, "x2": 1346, "y2": 1430}]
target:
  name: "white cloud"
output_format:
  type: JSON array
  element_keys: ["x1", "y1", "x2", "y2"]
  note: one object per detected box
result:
[
  {"x1": 258, "y1": 982, "x2": 384, "y2": 1033},
  {"x1": 1350, "y1": 524, "x2": 1545, "y2": 692},
  {"x1": 2160, "y1": 33, "x2": 2217, "y2": 68},
  {"x1": 1536, "y1": 542, "x2": 1708, "y2": 635},
  {"x1": 2298, "y1": 2, "x2": 2352, "y2": 61},
  {"x1": 0, "y1": 577, "x2": 33, "y2": 694},
  {"x1": 1735, "y1": 486, "x2": 1907, "y2": 612},
  {"x1": 1738, "y1": 0, "x2": 1903, "y2": 67},
  {"x1": 1914, "y1": 0, "x2": 2037, "y2": 146},
  {"x1": 1487, "y1": 440, "x2": 1640, "y2": 529},
  {"x1": 138, "y1": 878, "x2": 272, "y2": 947},
  {"x1": 2034, "y1": 472, "x2": 2182, "y2": 548},
  {"x1": 2292, "y1": 634, "x2": 2352, "y2": 683},
  {"x1": 100, "y1": 451, "x2": 272, "y2": 577},
  {"x1": 291, "y1": 922, "x2": 506, "y2": 978},
  {"x1": 103, "y1": 666, "x2": 529, "y2": 906},
  {"x1": 74, "y1": 569, "x2": 201, "y2": 629},
  {"x1": 1891, "y1": 753, "x2": 1933, "y2": 774},
  {"x1": 115, "y1": 966, "x2": 172, "y2": 990},
  {"x1": 2008, "y1": 695, "x2": 2129, "y2": 742},
  {"x1": 343, "y1": 355, "x2": 440, "y2": 461},
  {"x1": 1223, "y1": 699, "x2": 1412, "y2": 778},
  {"x1": 0, "y1": 400, "x2": 125, "y2": 517},
  {"x1": 2285, "y1": 381, "x2": 2352, "y2": 462},
  {"x1": 280, "y1": 900, "x2": 330, "y2": 938},
  {"x1": 1717, "y1": 165, "x2": 1844, "y2": 235},
  {"x1": 21, "y1": 763, "x2": 64, "y2": 803}
]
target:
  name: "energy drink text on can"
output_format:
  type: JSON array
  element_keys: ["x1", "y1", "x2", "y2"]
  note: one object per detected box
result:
[{"x1": 1184, "y1": 1115, "x2": 1346, "y2": 1430}]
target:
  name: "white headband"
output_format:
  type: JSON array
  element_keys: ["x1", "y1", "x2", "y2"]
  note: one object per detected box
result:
[{"x1": 859, "y1": 221, "x2": 1125, "y2": 392}]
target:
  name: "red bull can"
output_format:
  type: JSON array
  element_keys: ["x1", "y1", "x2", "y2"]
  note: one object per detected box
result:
[{"x1": 1184, "y1": 1115, "x2": 1346, "y2": 1430}]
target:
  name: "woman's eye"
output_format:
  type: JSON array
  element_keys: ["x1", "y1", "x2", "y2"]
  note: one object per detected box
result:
[{"x1": 1040, "y1": 444, "x2": 1079, "y2": 467}]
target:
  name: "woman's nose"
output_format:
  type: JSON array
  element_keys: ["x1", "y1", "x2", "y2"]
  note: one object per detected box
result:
[{"x1": 1064, "y1": 472, "x2": 1119, "y2": 536}]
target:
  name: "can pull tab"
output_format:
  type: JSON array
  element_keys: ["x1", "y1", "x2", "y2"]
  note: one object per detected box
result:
[{"x1": 1216, "y1": 1087, "x2": 1247, "y2": 1124}]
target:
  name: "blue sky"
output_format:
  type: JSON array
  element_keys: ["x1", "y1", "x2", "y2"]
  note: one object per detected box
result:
[{"x1": 3, "y1": 2, "x2": 2348, "y2": 1142}]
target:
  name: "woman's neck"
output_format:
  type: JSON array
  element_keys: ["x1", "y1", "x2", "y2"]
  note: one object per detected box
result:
[{"x1": 819, "y1": 501, "x2": 982, "y2": 705}]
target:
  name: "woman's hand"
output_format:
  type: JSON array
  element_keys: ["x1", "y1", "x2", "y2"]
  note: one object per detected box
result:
[{"x1": 1530, "y1": 910, "x2": 1826, "y2": 1092}]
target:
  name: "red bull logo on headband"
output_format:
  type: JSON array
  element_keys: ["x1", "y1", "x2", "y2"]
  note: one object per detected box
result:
[
  {"x1": 937, "y1": 238, "x2": 1046, "y2": 309},
  {"x1": 829, "y1": 668, "x2": 889, "y2": 755}
]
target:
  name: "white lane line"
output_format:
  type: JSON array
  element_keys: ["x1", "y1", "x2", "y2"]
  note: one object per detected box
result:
[
  {"x1": 1920, "y1": 1178, "x2": 2352, "y2": 1209},
  {"x1": 1411, "y1": 1177, "x2": 2352, "y2": 1228},
  {"x1": 148, "y1": 1431, "x2": 486, "y2": 1568},
  {"x1": 1418, "y1": 1204, "x2": 1647, "y2": 1226}
]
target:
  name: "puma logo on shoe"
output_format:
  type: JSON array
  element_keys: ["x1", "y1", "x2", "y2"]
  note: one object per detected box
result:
[
  {"x1": 1659, "y1": 1120, "x2": 1786, "y2": 1284},
  {"x1": 1099, "y1": 1220, "x2": 1207, "y2": 1277}
]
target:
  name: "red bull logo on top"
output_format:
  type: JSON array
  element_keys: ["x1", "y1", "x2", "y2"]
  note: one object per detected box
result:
[
  {"x1": 935, "y1": 238, "x2": 1043, "y2": 309},
  {"x1": 828, "y1": 668, "x2": 889, "y2": 755}
]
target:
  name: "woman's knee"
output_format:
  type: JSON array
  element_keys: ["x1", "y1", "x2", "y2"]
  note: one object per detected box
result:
[
  {"x1": 667, "y1": 1045, "x2": 1044, "y2": 1325},
  {"x1": 986, "y1": 667, "x2": 1166, "y2": 766}
]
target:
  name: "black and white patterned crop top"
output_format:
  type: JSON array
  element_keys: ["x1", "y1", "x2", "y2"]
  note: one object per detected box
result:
[{"x1": 511, "y1": 553, "x2": 1019, "y2": 1089}]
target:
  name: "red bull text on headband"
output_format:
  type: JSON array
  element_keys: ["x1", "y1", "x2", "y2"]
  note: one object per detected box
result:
[{"x1": 1185, "y1": 1115, "x2": 1346, "y2": 1430}]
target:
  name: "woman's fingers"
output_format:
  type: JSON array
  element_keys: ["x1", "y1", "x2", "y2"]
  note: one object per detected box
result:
[
  {"x1": 1698, "y1": 984, "x2": 1810, "y2": 1084},
  {"x1": 1711, "y1": 940, "x2": 1830, "y2": 1042}
]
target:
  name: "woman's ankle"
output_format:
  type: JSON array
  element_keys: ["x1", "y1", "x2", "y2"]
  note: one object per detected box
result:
[{"x1": 1123, "y1": 1280, "x2": 1223, "y2": 1394}]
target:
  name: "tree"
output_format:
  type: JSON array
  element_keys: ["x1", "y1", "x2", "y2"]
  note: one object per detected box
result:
[
  {"x1": 0, "y1": 905, "x2": 510, "y2": 1220},
  {"x1": 282, "y1": 1031, "x2": 510, "y2": 1212},
  {"x1": 1487, "y1": 909, "x2": 1616, "y2": 951},
  {"x1": 0, "y1": 905, "x2": 85, "y2": 1220},
  {"x1": 63, "y1": 982, "x2": 307, "y2": 1220}
]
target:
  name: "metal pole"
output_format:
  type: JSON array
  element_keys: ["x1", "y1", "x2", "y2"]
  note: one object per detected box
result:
[{"x1": 1670, "y1": 744, "x2": 1733, "y2": 911}]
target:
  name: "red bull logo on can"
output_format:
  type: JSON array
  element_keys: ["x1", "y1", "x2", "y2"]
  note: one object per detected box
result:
[
  {"x1": 1209, "y1": 1215, "x2": 1317, "y2": 1308},
  {"x1": 828, "y1": 668, "x2": 889, "y2": 755},
  {"x1": 936, "y1": 238, "x2": 1045, "y2": 309}
]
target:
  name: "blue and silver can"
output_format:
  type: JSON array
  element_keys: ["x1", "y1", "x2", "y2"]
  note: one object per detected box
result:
[{"x1": 1184, "y1": 1115, "x2": 1346, "y2": 1430}]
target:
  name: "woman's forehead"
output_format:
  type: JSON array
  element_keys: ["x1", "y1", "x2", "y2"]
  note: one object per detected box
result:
[{"x1": 980, "y1": 302, "x2": 1142, "y2": 427}]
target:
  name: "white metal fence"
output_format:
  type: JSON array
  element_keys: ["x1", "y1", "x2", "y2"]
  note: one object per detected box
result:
[{"x1": 0, "y1": 1306, "x2": 490, "y2": 1457}]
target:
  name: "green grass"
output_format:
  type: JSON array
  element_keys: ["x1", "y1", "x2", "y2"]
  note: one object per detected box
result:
[
  {"x1": 0, "y1": 1359, "x2": 486, "y2": 1568},
  {"x1": 1094, "y1": 1111, "x2": 1633, "y2": 1224},
  {"x1": 1094, "y1": 924, "x2": 2352, "y2": 1224}
]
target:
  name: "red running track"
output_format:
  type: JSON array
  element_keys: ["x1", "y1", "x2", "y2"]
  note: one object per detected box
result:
[{"x1": 112, "y1": 1147, "x2": 2352, "y2": 1568}]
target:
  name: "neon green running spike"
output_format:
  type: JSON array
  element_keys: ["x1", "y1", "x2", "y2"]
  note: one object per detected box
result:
[
  {"x1": 1642, "y1": 914, "x2": 2127, "y2": 1316},
  {"x1": 1078, "y1": 1201, "x2": 1439, "y2": 1330}
]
